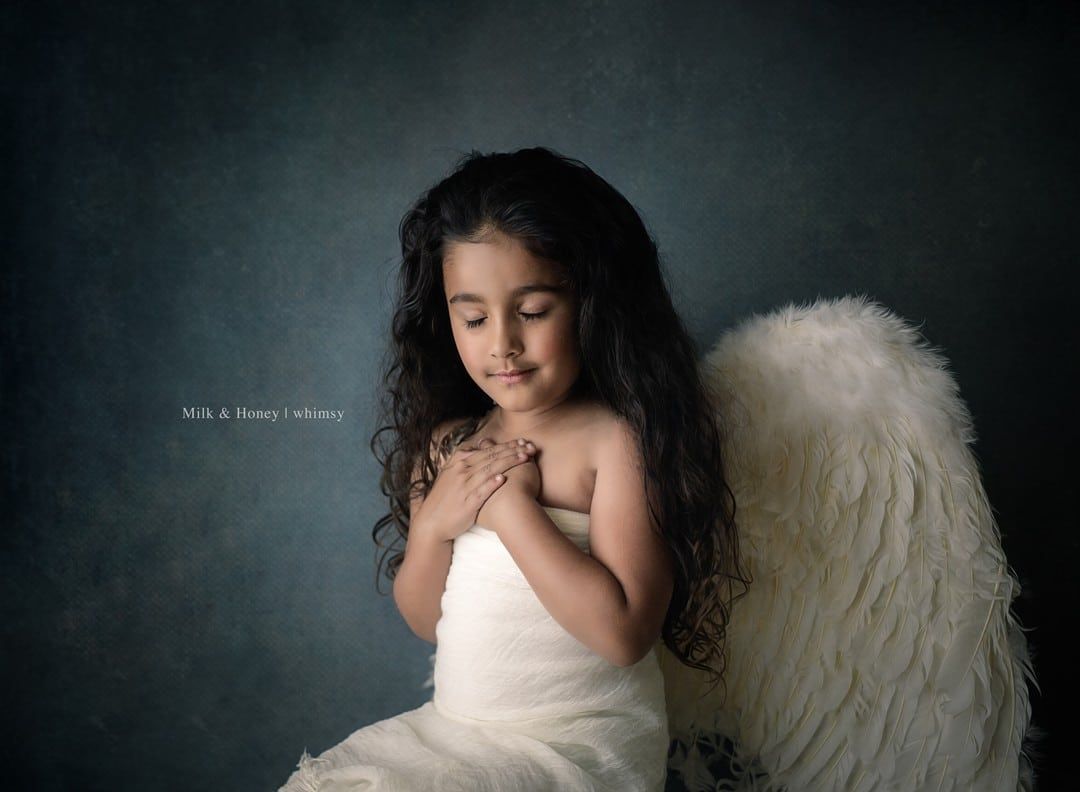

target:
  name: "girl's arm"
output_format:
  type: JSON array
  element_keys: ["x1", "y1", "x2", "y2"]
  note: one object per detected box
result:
[
  {"x1": 487, "y1": 419, "x2": 674, "y2": 667},
  {"x1": 392, "y1": 421, "x2": 458, "y2": 644}
]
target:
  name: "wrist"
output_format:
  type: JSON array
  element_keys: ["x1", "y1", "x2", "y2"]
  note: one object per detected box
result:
[
  {"x1": 480, "y1": 487, "x2": 535, "y2": 530},
  {"x1": 412, "y1": 515, "x2": 453, "y2": 545}
]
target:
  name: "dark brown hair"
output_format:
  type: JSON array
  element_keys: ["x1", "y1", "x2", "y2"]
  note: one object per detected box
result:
[{"x1": 369, "y1": 146, "x2": 750, "y2": 694}]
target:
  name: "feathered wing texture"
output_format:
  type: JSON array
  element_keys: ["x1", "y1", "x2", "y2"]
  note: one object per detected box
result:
[{"x1": 659, "y1": 295, "x2": 1040, "y2": 792}]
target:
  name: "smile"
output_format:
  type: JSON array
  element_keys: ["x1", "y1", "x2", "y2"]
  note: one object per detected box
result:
[{"x1": 494, "y1": 369, "x2": 535, "y2": 384}]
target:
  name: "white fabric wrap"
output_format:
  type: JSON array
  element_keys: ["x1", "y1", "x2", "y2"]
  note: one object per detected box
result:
[
  {"x1": 433, "y1": 510, "x2": 670, "y2": 789},
  {"x1": 280, "y1": 507, "x2": 670, "y2": 792}
]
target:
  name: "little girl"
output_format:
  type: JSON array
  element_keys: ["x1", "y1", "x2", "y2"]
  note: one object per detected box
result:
[{"x1": 280, "y1": 147, "x2": 747, "y2": 791}]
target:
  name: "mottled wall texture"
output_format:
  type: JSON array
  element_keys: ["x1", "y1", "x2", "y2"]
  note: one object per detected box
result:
[{"x1": 5, "y1": 1, "x2": 1075, "y2": 789}]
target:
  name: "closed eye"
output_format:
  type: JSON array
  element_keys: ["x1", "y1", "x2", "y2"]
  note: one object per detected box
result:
[{"x1": 464, "y1": 311, "x2": 547, "y2": 329}]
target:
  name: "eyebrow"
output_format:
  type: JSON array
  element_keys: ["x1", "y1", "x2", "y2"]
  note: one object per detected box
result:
[{"x1": 447, "y1": 283, "x2": 564, "y2": 305}]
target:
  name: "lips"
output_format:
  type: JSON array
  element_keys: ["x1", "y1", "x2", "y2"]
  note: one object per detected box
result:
[{"x1": 494, "y1": 368, "x2": 535, "y2": 383}]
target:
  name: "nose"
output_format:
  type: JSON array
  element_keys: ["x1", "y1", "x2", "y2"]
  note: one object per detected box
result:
[{"x1": 489, "y1": 315, "x2": 522, "y2": 360}]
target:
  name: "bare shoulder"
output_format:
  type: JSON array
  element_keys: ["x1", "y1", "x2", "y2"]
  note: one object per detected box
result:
[
  {"x1": 429, "y1": 416, "x2": 477, "y2": 470},
  {"x1": 410, "y1": 416, "x2": 472, "y2": 481},
  {"x1": 586, "y1": 405, "x2": 639, "y2": 462},
  {"x1": 589, "y1": 407, "x2": 657, "y2": 520},
  {"x1": 409, "y1": 416, "x2": 474, "y2": 515},
  {"x1": 564, "y1": 400, "x2": 618, "y2": 436},
  {"x1": 432, "y1": 416, "x2": 470, "y2": 443}
]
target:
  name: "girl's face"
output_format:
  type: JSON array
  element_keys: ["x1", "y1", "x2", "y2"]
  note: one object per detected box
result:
[{"x1": 442, "y1": 233, "x2": 581, "y2": 416}]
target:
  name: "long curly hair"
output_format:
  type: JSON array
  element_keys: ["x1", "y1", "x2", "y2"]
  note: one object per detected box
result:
[{"x1": 370, "y1": 146, "x2": 750, "y2": 693}]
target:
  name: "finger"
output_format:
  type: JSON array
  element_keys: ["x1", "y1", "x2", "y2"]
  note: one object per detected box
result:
[
  {"x1": 460, "y1": 437, "x2": 535, "y2": 471},
  {"x1": 469, "y1": 445, "x2": 535, "y2": 480},
  {"x1": 450, "y1": 446, "x2": 476, "y2": 465},
  {"x1": 483, "y1": 442, "x2": 533, "y2": 467},
  {"x1": 466, "y1": 437, "x2": 528, "y2": 453},
  {"x1": 503, "y1": 445, "x2": 532, "y2": 464},
  {"x1": 456, "y1": 436, "x2": 496, "y2": 455},
  {"x1": 465, "y1": 468, "x2": 506, "y2": 510},
  {"x1": 455, "y1": 437, "x2": 493, "y2": 464},
  {"x1": 452, "y1": 437, "x2": 491, "y2": 459},
  {"x1": 477, "y1": 470, "x2": 508, "y2": 500}
]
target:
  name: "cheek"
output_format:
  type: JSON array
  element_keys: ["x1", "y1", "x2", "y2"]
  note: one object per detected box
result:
[
  {"x1": 532, "y1": 330, "x2": 562, "y2": 358},
  {"x1": 546, "y1": 320, "x2": 580, "y2": 361},
  {"x1": 460, "y1": 338, "x2": 485, "y2": 367},
  {"x1": 449, "y1": 328, "x2": 479, "y2": 367}
]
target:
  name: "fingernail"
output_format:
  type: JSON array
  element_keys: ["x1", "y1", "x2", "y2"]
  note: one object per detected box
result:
[
  {"x1": 517, "y1": 438, "x2": 525, "y2": 445},
  {"x1": 526, "y1": 442, "x2": 535, "y2": 450}
]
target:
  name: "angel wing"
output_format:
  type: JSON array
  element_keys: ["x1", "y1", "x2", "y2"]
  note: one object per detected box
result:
[{"x1": 658, "y1": 295, "x2": 1040, "y2": 792}]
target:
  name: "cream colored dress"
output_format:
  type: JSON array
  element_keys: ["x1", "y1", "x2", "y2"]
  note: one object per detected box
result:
[{"x1": 280, "y1": 506, "x2": 670, "y2": 792}]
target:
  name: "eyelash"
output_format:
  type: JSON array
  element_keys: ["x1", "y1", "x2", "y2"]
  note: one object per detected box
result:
[{"x1": 464, "y1": 311, "x2": 547, "y2": 329}]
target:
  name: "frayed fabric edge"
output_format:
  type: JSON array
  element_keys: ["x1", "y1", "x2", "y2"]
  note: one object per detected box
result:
[{"x1": 280, "y1": 750, "x2": 328, "y2": 792}]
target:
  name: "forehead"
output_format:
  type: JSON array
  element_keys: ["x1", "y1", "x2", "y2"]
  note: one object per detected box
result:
[{"x1": 442, "y1": 236, "x2": 566, "y2": 301}]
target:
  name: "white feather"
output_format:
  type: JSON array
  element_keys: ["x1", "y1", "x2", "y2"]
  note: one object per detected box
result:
[{"x1": 661, "y1": 295, "x2": 1039, "y2": 791}]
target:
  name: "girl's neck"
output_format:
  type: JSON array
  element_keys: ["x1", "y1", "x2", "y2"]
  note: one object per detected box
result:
[{"x1": 485, "y1": 395, "x2": 583, "y2": 438}]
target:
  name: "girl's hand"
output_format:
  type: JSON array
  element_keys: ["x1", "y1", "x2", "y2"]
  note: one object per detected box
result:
[
  {"x1": 476, "y1": 445, "x2": 541, "y2": 529},
  {"x1": 411, "y1": 436, "x2": 538, "y2": 543}
]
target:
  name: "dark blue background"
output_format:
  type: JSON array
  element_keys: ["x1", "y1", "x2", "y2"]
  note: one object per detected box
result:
[{"x1": 5, "y1": 1, "x2": 1075, "y2": 789}]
